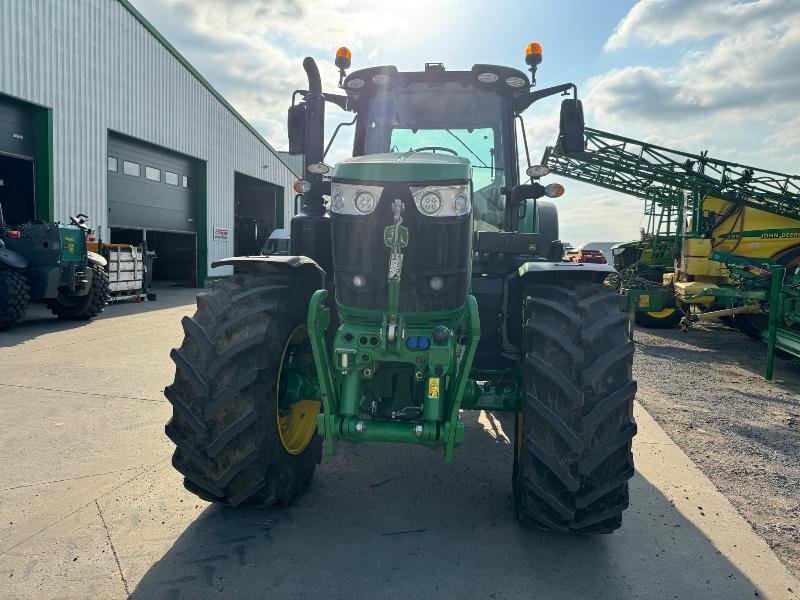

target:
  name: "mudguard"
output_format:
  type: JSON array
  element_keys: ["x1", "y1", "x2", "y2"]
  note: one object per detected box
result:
[
  {"x1": 0, "y1": 245, "x2": 28, "y2": 269},
  {"x1": 518, "y1": 260, "x2": 614, "y2": 282},
  {"x1": 211, "y1": 255, "x2": 326, "y2": 289},
  {"x1": 496, "y1": 260, "x2": 617, "y2": 357},
  {"x1": 87, "y1": 251, "x2": 107, "y2": 268}
]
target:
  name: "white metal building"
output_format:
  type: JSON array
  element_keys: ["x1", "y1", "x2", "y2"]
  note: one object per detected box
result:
[{"x1": 0, "y1": 0, "x2": 299, "y2": 284}]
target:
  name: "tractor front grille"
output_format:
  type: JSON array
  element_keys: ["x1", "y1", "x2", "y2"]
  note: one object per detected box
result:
[{"x1": 332, "y1": 181, "x2": 471, "y2": 313}]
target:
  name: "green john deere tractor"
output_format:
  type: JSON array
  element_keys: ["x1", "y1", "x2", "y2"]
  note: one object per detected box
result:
[
  {"x1": 165, "y1": 46, "x2": 637, "y2": 533},
  {"x1": 0, "y1": 207, "x2": 110, "y2": 331}
]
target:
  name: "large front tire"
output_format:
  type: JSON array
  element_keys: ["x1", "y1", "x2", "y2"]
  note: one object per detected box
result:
[
  {"x1": 48, "y1": 263, "x2": 109, "y2": 320},
  {"x1": 0, "y1": 265, "x2": 30, "y2": 331},
  {"x1": 165, "y1": 274, "x2": 321, "y2": 506},
  {"x1": 514, "y1": 282, "x2": 637, "y2": 533}
]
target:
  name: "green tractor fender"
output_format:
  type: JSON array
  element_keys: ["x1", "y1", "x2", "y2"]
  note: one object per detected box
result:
[
  {"x1": 0, "y1": 241, "x2": 28, "y2": 270},
  {"x1": 211, "y1": 255, "x2": 326, "y2": 291}
]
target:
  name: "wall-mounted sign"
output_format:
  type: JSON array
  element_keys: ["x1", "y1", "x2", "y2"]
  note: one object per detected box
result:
[{"x1": 213, "y1": 227, "x2": 229, "y2": 241}]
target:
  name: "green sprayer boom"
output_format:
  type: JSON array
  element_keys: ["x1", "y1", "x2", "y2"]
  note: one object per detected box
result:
[{"x1": 543, "y1": 127, "x2": 800, "y2": 219}]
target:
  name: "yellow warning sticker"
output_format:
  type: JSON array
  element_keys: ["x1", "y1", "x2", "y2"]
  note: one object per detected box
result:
[
  {"x1": 638, "y1": 294, "x2": 650, "y2": 308},
  {"x1": 428, "y1": 377, "x2": 440, "y2": 399}
]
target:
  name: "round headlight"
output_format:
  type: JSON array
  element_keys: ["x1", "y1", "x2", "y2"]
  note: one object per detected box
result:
[
  {"x1": 346, "y1": 78, "x2": 365, "y2": 90},
  {"x1": 353, "y1": 274, "x2": 366, "y2": 288},
  {"x1": 331, "y1": 193, "x2": 344, "y2": 213},
  {"x1": 419, "y1": 192, "x2": 441, "y2": 215},
  {"x1": 354, "y1": 191, "x2": 376, "y2": 214},
  {"x1": 429, "y1": 276, "x2": 444, "y2": 291},
  {"x1": 477, "y1": 72, "x2": 498, "y2": 83},
  {"x1": 453, "y1": 194, "x2": 469, "y2": 214},
  {"x1": 505, "y1": 76, "x2": 527, "y2": 88}
]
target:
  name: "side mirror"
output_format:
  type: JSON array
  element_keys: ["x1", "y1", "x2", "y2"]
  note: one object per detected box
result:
[
  {"x1": 558, "y1": 98, "x2": 585, "y2": 153},
  {"x1": 287, "y1": 103, "x2": 306, "y2": 155}
]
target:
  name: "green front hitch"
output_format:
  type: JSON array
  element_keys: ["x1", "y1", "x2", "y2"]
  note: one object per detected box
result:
[{"x1": 306, "y1": 289, "x2": 480, "y2": 462}]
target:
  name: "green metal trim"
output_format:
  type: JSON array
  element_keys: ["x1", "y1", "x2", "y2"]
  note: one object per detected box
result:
[
  {"x1": 307, "y1": 289, "x2": 338, "y2": 456},
  {"x1": 765, "y1": 264, "x2": 786, "y2": 380},
  {"x1": 461, "y1": 379, "x2": 523, "y2": 411},
  {"x1": 33, "y1": 108, "x2": 54, "y2": 221},
  {"x1": 444, "y1": 294, "x2": 480, "y2": 462},
  {"x1": 336, "y1": 302, "x2": 467, "y2": 326},
  {"x1": 114, "y1": 0, "x2": 300, "y2": 178},
  {"x1": 196, "y1": 161, "x2": 208, "y2": 287}
]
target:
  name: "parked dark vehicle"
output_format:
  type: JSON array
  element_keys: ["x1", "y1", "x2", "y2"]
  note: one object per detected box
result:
[{"x1": 0, "y1": 206, "x2": 110, "y2": 331}]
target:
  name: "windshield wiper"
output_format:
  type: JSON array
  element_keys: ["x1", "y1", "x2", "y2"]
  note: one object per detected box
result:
[{"x1": 445, "y1": 130, "x2": 490, "y2": 168}]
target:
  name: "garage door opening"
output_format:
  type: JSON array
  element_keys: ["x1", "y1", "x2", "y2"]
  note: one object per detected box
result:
[
  {"x1": 234, "y1": 172, "x2": 278, "y2": 256},
  {"x1": 0, "y1": 155, "x2": 35, "y2": 226},
  {"x1": 110, "y1": 227, "x2": 196, "y2": 288}
]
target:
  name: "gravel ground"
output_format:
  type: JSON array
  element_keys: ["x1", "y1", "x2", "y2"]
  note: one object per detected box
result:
[{"x1": 633, "y1": 320, "x2": 800, "y2": 579}]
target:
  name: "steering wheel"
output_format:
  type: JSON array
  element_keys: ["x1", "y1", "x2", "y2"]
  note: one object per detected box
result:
[
  {"x1": 413, "y1": 146, "x2": 459, "y2": 157},
  {"x1": 70, "y1": 213, "x2": 90, "y2": 226}
]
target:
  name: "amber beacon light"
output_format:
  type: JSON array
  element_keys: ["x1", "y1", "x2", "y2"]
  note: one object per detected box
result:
[{"x1": 525, "y1": 42, "x2": 543, "y2": 67}]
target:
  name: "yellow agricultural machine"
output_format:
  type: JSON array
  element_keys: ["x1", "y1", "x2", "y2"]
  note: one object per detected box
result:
[{"x1": 543, "y1": 128, "x2": 800, "y2": 378}]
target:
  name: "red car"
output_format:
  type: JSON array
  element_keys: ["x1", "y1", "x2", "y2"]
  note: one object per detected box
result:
[{"x1": 573, "y1": 249, "x2": 607, "y2": 264}]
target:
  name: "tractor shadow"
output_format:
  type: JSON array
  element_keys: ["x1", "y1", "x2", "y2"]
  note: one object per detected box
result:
[{"x1": 130, "y1": 411, "x2": 766, "y2": 600}]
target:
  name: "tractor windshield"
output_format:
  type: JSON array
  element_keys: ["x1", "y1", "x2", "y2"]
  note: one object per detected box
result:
[{"x1": 360, "y1": 83, "x2": 510, "y2": 231}]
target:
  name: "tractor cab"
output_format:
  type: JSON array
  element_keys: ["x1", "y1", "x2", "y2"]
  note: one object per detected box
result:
[
  {"x1": 288, "y1": 50, "x2": 583, "y2": 264},
  {"x1": 345, "y1": 63, "x2": 525, "y2": 234}
]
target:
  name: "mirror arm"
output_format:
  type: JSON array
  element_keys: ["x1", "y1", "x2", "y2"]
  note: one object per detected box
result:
[
  {"x1": 323, "y1": 93, "x2": 350, "y2": 111},
  {"x1": 324, "y1": 116, "x2": 357, "y2": 159},
  {"x1": 515, "y1": 82, "x2": 577, "y2": 114},
  {"x1": 515, "y1": 114, "x2": 532, "y2": 174}
]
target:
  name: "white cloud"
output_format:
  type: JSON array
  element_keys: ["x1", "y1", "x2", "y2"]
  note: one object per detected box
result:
[
  {"x1": 605, "y1": 0, "x2": 800, "y2": 50},
  {"x1": 581, "y1": 0, "x2": 800, "y2": 173},
  {"x1": 130, "y1": 0, "x2": 456, "y2": 144}
]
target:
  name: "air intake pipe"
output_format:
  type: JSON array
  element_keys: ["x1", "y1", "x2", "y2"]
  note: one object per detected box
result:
[{"x1": 290, "y1": 57, "x2": 332, "y2": 275}]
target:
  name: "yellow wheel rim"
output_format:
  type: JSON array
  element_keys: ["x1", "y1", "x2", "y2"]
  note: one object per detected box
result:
[
  {"x1": 646, "y1": 308, "x2": 676, "y2": 319},
  {"x1": 276, "y1": 325, "x2": 321, "y2": 455},
  {"x1": 278, "y1": 399, "x2": 320, "y2": 455}
]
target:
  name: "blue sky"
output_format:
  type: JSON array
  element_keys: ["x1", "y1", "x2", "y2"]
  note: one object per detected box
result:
[{"x1": 130, "y1": 0, "x2": 800, "y2": 246}]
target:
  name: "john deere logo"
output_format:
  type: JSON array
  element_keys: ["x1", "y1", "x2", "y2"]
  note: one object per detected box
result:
[{"x1": 63, "y1": 236, "x2": 76, "y2": 254}]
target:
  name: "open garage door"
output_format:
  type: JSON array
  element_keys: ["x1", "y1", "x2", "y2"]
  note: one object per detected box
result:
[
  {"x1": 108, "y1": 133, "x2": 201, "y2": 286},
  {"x1": 0, "y1": 96, "x2": 36, "y2": 226},
  {"x1": 234, "y1": 172, "x2": 279, "y2": 256}
]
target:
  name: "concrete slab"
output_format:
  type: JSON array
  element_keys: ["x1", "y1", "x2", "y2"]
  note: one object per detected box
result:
[{"x1": 0, "y1": 288, "x2": 797, "y2": 599}]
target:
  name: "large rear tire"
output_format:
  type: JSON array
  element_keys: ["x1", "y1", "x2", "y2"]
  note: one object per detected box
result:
[
  {"x1": 514, "y1": 281, "x2": 637, "y2": 533},
  {"x1": 164, "y1": 274, "x2": 321, "y2": 506},
  {"x1": 0, "y1": 265, "x2": 30, "y2": 331},
  {"x1": 48, "y1": 263, "x2": 109, "y2": 320}
]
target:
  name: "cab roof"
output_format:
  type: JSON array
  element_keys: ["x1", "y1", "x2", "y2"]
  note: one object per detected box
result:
[{"x1": 342, "y1": 63, "x2": 531, "y2": 106}]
